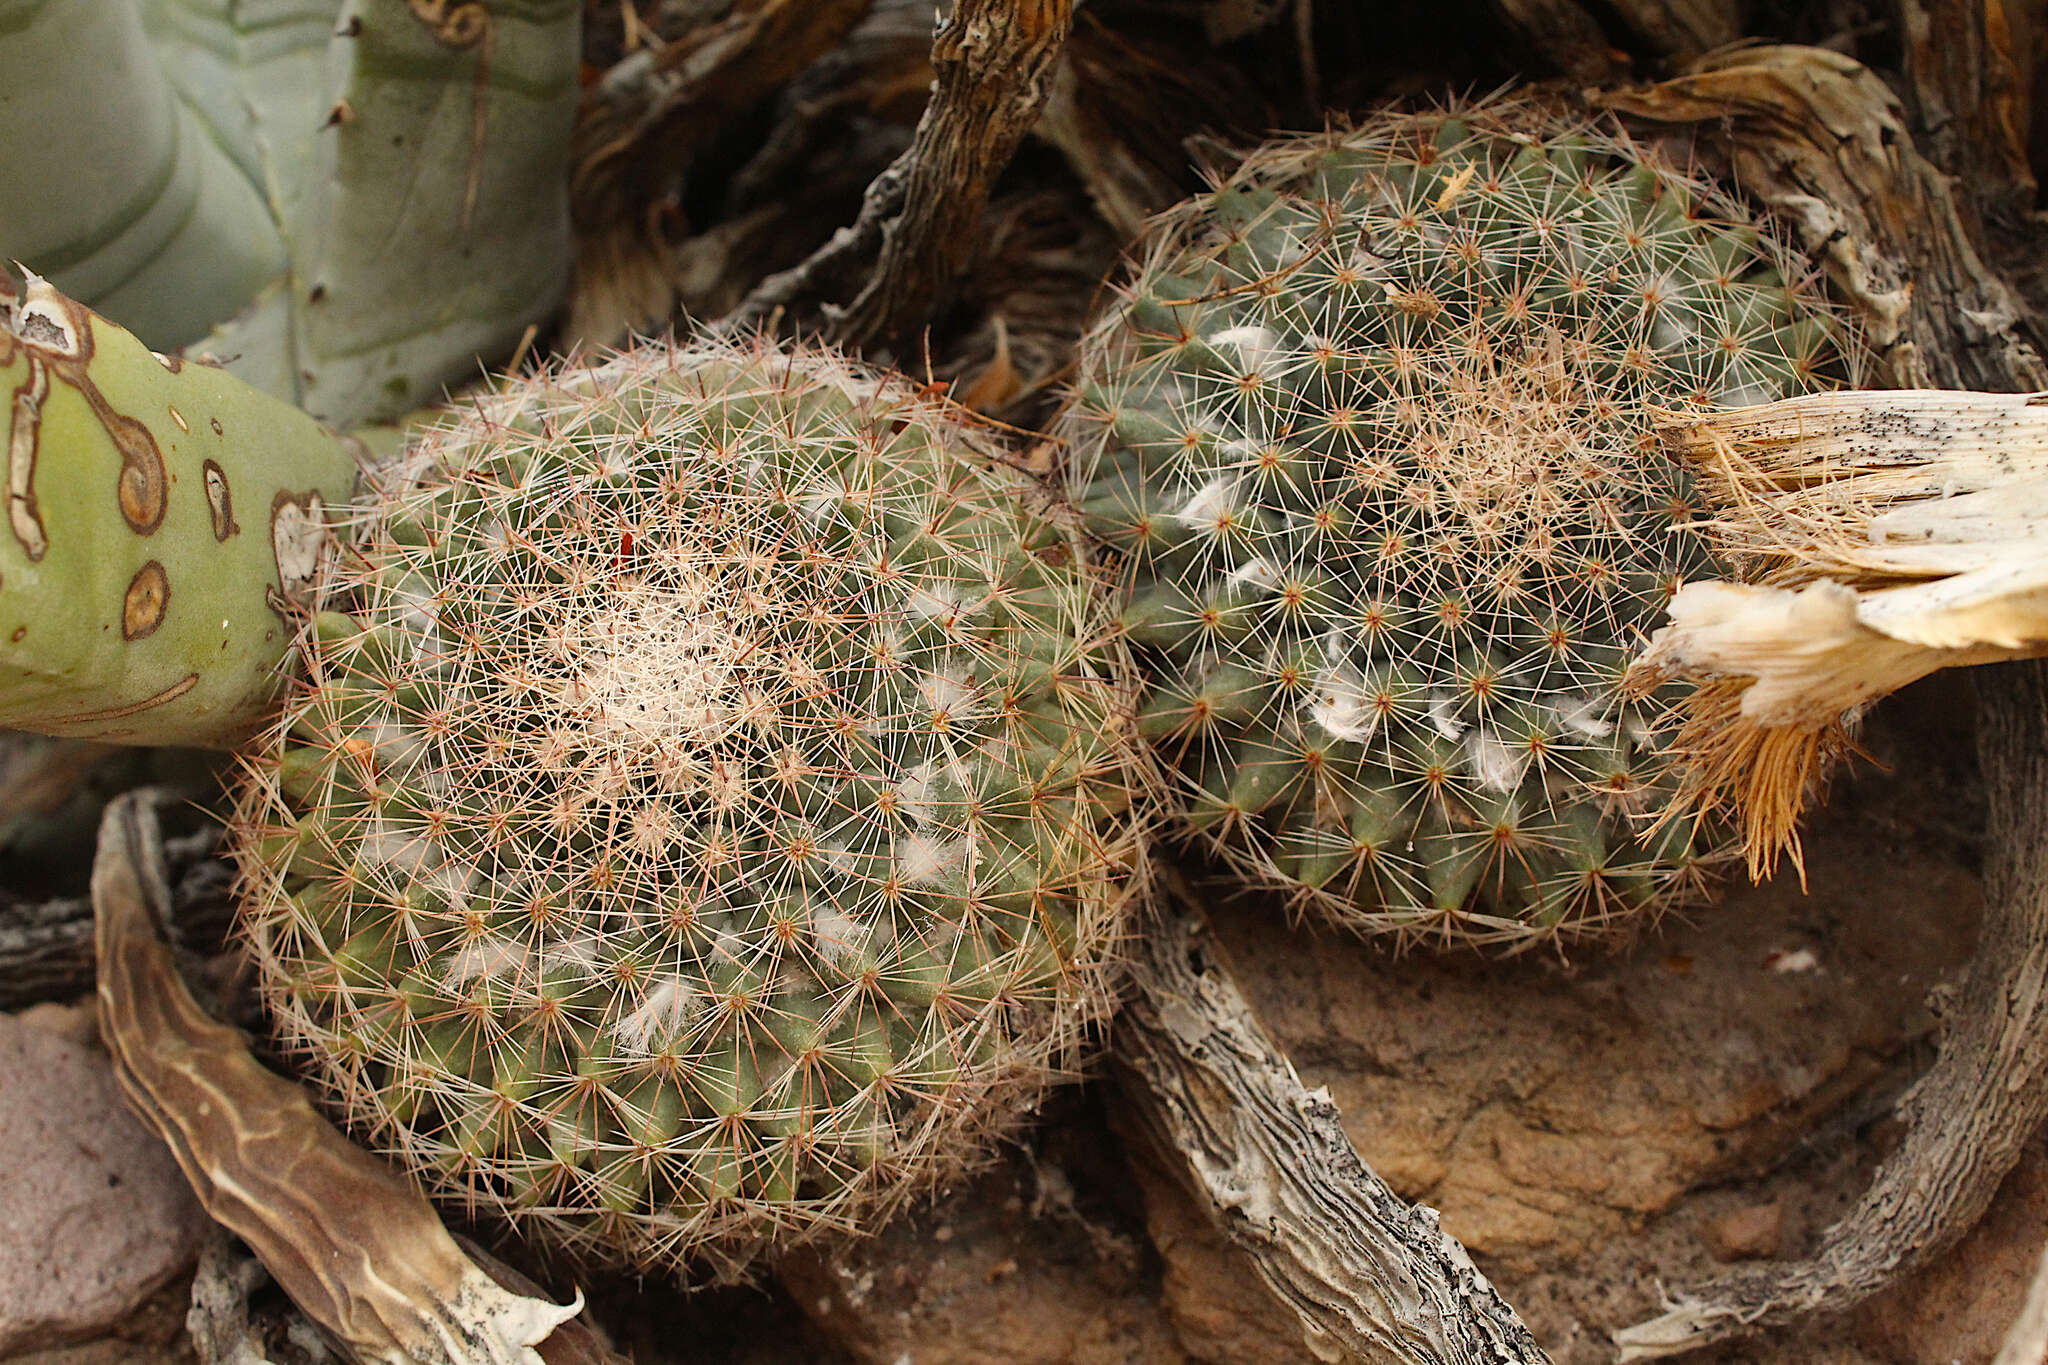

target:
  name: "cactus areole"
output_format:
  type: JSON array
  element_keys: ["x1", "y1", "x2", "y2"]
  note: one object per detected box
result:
[
  {"x1": 1061, "y1": 100, "x2": 1840, "y2": 947},
  {"x1": 226, "y1": 341, "x2": 1149, "y2": 1275},
  {"x1": 0, "y1": 275, "x2": 360, "y2": 746}
]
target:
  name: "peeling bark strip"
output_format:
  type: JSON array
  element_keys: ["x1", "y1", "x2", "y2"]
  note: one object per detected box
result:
[
  {"x1": 90, "y1": 792, "x2": 598, "y2": 1365},
  {"x1": 720, "y1": 0, "x2": 1074, "y2": 350},
  {"x1": 1626, "y1": 389, "x2": 2048, "y2": 874},
  {"x1": 1112, "y1": 876, "x2": 1551, "y2": 1365}
]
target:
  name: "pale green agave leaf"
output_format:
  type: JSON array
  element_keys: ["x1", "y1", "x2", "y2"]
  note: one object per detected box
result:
[
  {"x1": 0, "y1": 0, "x2": 578, "y2": 427},
  {"x1": 0, "y1": 0, "x2": 287, "y2": 347}
]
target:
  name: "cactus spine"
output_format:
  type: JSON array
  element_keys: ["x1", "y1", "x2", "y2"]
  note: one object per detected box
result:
[
  {"x1": 227, "y1": 340, "x2": 1149, "y2": 1274},
  {"x1": 1062, "y1": 98, "x2": 1839, "y2": 947}
]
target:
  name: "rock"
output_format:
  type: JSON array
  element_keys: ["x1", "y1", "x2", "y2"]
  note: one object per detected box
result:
[
  {"x1": 1704, "y1": 1202, "x2": 1786, "y2": 1261},
  {"x1": 11, "y1": 1001, "x2": 96, "y2": 1048},
  {"x1": 1108, "y1": 685, "x2": 2005, "y2": 1362},
  {"x1": 1116, "y1": 1144, "x2": 1314, "y2": 1365},
  {"x1": 0, "y1": 1276, "x2": 193, "y2": 1365},
  {"x1": 1201, "y1": 798, "x2": 1978, "y2": 1277},
  {"x1": 0, "y1": 1011, "x2": 206, "y2": 1356}
]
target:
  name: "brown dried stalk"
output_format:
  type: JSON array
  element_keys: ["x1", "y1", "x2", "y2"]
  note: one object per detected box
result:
[
  {"x1": 566, "y1": 0, "x2": 876, "y2": 347},
  {"x1": 1112, "y1": 871, "x2": 1552, "y2": 1365},
  {"x1": 1628, "y1": 389, "x2": 2048, "y2": 877},
  {"x1": 91, "y1": 791, "x2": 607, "y2": 1365},
  {"x1": 720, "y1": 0, "x2": 1073, "y2": 351}
]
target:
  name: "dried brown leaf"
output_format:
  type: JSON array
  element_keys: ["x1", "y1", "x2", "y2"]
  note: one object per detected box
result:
[{"x1": 90, "y1": 791, "x2": 602, "y2": 1365}]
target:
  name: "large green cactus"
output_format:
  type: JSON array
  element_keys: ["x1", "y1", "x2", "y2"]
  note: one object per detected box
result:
[
  {"x1": 172, "y1": 335, "x2": 1142, "y2": 1275},
  {"x1": 0, "y1": 0, "x2": 579, "y2": 427},
  {"x1": 1061, "y1": 98, "x2": 1840, "y2": 948}
]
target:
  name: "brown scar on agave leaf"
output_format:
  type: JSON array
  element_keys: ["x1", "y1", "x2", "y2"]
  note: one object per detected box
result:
[
  {"x1": 1627, "y1": 388, "x2": 2048, "y2": 876},
  {"x1": 91, "y1": 791, "x2": 599, "y2": 1365},
  {"x1": 3, "y1": 270, "x2": 171, "y2": 535}
]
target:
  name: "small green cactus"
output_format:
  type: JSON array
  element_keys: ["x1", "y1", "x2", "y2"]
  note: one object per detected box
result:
[
  {"x1": 225, "y1": 340, "x2": 1149, "y2": 1274},
  {"x1": 1061, "y1": 98, "x2": 1839, "y2": 947}
]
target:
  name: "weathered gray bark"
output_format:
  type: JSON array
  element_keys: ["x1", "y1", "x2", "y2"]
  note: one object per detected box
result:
[
  {"x1": 91, "y1": 792, "x2": 610, "y2": 1365},
  {"x1": 721, "y1": 0, "x2": 1072, "y2": 351},
  {"x1": 1596, "y1": 45, "x2": 2047, "y2": 393},
  {"x1": 0, "y1": 829, "x2": 231, "y2": 1010},
  {"x1": 1113, "y1": 878, "x2": 1553, "y2": 1365},
  {"x1": 1618, "y1": 661, "x2": 2048, "y2": 1356}
]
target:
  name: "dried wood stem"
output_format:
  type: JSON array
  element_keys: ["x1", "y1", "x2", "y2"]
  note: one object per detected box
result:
[
  {"x1": 1112, "y1": 870, "x2": 1552, "y2": 1365},
  {"x1": 1597, "y1": 45, "x2": 2048, "y2": 1356},
  {"x1": 1596, "y1": 45, "x2": 2047, "y2": 392},
  {"x1": 718, "y1": 159, "x2": 912, "y2": 336},
  {"x1": 1617, "y1": 660, "x2": 2048, "y2": 1357},
  {"x1": 91, "y1": 791, "x2": 604, "y2": 1365},
  {"x1": 566, "y1": 0, "x2": 876, "y2": 345},
  {"x1": 0, "y1": 829, "x2": 231, "y2": 1010},
  {"x1": 1894, "y1": 0, "x2": 2036, "y2": 223},
  {"x1": 720, "y1": 0, "x2": 1073, "y2": 350}
]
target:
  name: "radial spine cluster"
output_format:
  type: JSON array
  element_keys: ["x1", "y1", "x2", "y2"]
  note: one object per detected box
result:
[
  {"x1": 228, "y1": 340, "x2": 1147, "y2": 1274},
  {"x1": 1062, "y1": 99, "x2": 1837, "y2": 947}
]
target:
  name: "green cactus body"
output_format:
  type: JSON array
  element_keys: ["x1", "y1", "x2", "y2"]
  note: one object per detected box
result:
[
  {"x1": 0, "y1": 274, "x2": 360, "y2": 745},
  {"x1": 203, "y1": 0, "x2": 581, "y2": 425},
  {"x1": 1061, "y1": 100, "x2": 1838, "y2": 948},
  {"x1": 0, "y1": 0, "x2": 289, "y2": 348},
  {"x1": 228, "y1": 340, "x2": 1149, "y2": 1274}
]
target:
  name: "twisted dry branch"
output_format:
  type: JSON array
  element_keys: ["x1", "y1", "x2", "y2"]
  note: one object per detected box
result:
[
  {"x1": 719, "y1": 0, "x2": 1073, "y2": 352},
  {"x1": 1112, "y1": 872, "x2": 1552, "y2": 1365}
]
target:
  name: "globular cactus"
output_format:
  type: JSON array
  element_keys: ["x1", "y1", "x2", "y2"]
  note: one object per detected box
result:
[
  {"x1": 225, "y1": 340, "x2": 1150, "y2": 1275},
  {"x1": 1061, "y1": 98, "x2": 1839, "y2": 948}
]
